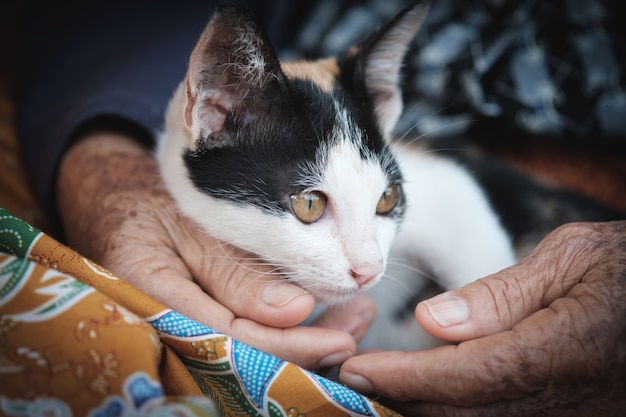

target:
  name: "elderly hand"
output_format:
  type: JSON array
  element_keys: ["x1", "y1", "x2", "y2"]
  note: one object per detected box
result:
[
  {"x1": 57, "y1": 131, "x2": 375, "y2": 370},
  {"x1": 339, "y1": 221, "x2": 626, "y2": 416}
]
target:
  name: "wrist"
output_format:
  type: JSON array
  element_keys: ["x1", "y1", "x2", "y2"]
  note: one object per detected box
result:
[{"x1": 56, "y1": 132, "x2": 162, "y2": 258}]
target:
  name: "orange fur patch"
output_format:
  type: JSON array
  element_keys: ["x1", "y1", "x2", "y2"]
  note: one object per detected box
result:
[{"x1": 281, "y1": 58, "x2": 340, "y2": 93}]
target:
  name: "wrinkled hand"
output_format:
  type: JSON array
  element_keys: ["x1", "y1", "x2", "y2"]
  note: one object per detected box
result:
[
  {"x1": 340, "y1": 221, "x2": 626, "y2": 416},
  {"x1": 57, "y1": 132, "x2": 375, "y2": 370}
]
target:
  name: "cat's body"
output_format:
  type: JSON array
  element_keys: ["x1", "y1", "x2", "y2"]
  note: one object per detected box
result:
[{"x1": 157, "y1": 3, "x2": 516, "y2": 351}]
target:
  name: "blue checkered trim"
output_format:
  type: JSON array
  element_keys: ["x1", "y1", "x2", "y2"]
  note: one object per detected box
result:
[
  {"x1": 149, "y1": 310, "x2": 217, "y2": 337},
  {"x1": 309, "y1": 372, "x2": 373, "y2": 415},
  {"x1": 232, "y1": 340, "x2": 284, "y2": 407}
]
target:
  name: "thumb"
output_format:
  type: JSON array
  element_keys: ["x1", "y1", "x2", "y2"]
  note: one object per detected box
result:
[
  {"x1": 417, "y1": 224, "x2": 587, "y2": 342},
  {"x1": 172, "y1": 215, "x2": 315, "y2": 328}
]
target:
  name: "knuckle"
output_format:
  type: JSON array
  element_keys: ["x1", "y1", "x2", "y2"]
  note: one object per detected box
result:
[{"x1": 474, "y1": 270, "x2": 537, "y2": 329}]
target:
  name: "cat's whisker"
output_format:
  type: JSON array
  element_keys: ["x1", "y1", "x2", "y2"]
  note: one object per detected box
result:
[
  {"x1": 375, "y1": 276, "x2": 415, "y2": 296},
  {"x1": 394, "y1": 118, "x2": 477, "y2": 151},
  {"x1": 416, "y1": 146, "x2": 466, "y2": 156},
  {"x1": 205, "y1": 240, "x2": 308, "y2": 292},
  {"x1": 384, "y1": 259, "x2": 445, "y2": 288},
  {"x1": 393, "y1": 102, "x2": 454, "y2": 142},
  {"x1": 207, "y1": 239, "x2": 279, "y2": 278},
  {"x1": 259, "y1": 279, "x2": 303, "y2": 298},
  {"x1": 385, "y1": 258, "x2": 431, "y2": 277},
  {"x1": 210, "y1": 255, "x2": 288, "y2": 292}
]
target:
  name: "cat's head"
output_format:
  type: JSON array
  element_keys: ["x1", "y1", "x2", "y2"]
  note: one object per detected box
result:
[{"x1": 159, "y1": 2, "x2": 427, "y2": 303}]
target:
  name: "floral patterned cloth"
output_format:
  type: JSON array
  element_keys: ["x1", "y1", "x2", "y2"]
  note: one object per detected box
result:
[{"x1": 0, "y1": 207, "x2": 399, "y2": 417}]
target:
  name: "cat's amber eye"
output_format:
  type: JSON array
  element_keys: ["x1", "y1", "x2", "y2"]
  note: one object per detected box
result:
[
  {"x1": 290, "y1": 191, "x2": 327, "y2": 223},
  {"x1": 376, "y1": 184, "x2": 401, "y2": 215}
]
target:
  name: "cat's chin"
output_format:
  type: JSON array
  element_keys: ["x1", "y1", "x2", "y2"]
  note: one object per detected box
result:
[
  {"x1": 306, "y1": 288, "x2": 363, "y2": 306},
  {"x1": 274, "y1": 266, "x2": 364, "y2": 305},
  {"x1": 299, "y1": 275, "x2": 385, "y2": 305}
]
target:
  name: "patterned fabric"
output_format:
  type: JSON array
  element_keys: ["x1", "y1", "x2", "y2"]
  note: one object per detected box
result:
[
  {"x1": 0, "y1": 208, "x2": 399, "y2": 417},
  {"x1": 292, "y1": 0, "x2": 626, "y2": 141}
]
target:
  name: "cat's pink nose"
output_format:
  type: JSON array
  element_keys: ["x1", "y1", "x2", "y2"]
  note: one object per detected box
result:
[{"x1": 350, "y1": 262, "x2": 383, "y2": 287}]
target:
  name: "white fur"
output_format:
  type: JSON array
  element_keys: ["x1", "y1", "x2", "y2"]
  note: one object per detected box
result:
[
  {"x1": 157, "y1": 3, "x2": 516, "y2": 351},
  {"x1": 160, "y1": 83, "x2": 516, "y2": 351},
  {"x1": 391, "y1": 143, "x2": 516, "y2": 287}
]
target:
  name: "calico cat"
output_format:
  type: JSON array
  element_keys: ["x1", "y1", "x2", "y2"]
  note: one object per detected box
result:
[{"x1": 157, "y1": 2, "x2": 516, "y2": 351}]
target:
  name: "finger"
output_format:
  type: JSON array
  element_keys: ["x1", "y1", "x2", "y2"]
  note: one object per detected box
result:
[
  {"x1": 147, "y1": 266, "x2": 358, "y2": 369},
  {"x1": 153, "y1": 275, "x2": 358, "y2": 370},
  {"x1": 119, "y1": 250, "x2": 359, "y2": 370},
  {"x1": 416, "y1": 223, "x2": 599, "y2": 342},
  {"x1": 230, "y1": 318, "x2": 358, "y2": 370},
  {"x1": 340, "y1": 314, "x2": 552, "y2": 405},
  {"x1": 341, "y1": 277, "x2": 625, "y2": 406},
  {"x1": 339, "y1": 324, "x2": 550, "y2": 405}
]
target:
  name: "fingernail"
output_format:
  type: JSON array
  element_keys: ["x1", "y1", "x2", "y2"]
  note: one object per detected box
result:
[
  {"x1": 421, "y1": 293, "x2": 469, "y2": 327},
  {"x1": 319, "y1": 350, "x2": 353, "y2": 368},
  {"x1": 261, "y1": 284, "x2": 310, "y2": 307},
  {"x1": 340, "y1": 372, "x2": 375, "y2": 393}
]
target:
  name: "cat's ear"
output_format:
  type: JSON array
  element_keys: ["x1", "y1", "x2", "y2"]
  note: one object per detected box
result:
[
  {"x1": 342, "y1": 2, "x2": 428, "y2": 139},
  {"x1": 183, "y1": 5, "x2": 284, "y2": 143}
]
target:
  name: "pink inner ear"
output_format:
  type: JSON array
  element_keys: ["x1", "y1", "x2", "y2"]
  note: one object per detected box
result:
[
  {"x1": 373, "y1": 89, "x2": 402, "y2": 137},
  {"x1": 185, "y1": 81, "x2": 234, "y2": 136},
  {"x1": 181, "y1": 5, "x2": 288, "y2": 141},
  {"x1": 357, "y1": 3, "x2": 428, "y2": 138}
]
